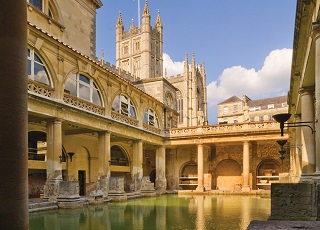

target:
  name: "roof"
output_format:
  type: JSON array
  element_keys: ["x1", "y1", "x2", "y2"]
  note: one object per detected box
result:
[
  {"x1": 247, "y1": 95, "x2": 287, "y2": 107},
  {"x1": 218, "y1": 95, "x2": 241, "y2": 105}
]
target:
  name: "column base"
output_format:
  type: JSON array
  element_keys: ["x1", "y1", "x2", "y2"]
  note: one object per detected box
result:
[
  {"x1": 196, "y1": 185, "x2": 205, "y2": 192},
  {"x1": 313, "y1": 171, "x2": 320, "y2": 182},
  {"x1": 300, "y1": 173, "x2": 314, "y2": 183},
  {"x1": 242, "y1": 185, "x2": 251, "y2": 193}
]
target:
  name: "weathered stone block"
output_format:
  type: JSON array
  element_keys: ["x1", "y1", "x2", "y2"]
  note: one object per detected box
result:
[{"x1": 269, "y1": 183, "x2": 317, "y2": 220}]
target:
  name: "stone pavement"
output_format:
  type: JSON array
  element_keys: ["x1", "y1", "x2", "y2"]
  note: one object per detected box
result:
[{"x1": 247, "y1": 220, "x2": 320, "y2": 229}]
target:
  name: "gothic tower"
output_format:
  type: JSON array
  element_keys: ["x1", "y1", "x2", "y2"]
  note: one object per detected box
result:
[{"x1": 116, "y1": 1, "x2": 163, "y2": 80}]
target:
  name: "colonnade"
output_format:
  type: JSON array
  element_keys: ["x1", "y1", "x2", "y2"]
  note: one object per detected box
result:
[{"x1": 43, "y1": 119, "x2": 167, "y2": 200}]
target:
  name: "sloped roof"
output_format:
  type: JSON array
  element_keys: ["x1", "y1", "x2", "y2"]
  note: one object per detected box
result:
[
  {"x1": 218, "y1": 95, "x2": 241, "y2": 105},
  {"x1": 247, "y1": 95, "x2": 287, "y2": 107}
]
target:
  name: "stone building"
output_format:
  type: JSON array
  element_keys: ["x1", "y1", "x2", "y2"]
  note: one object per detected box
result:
[
  {"x1": 26, "y1": 0, "x2": 289, "y2": 205},
  {"x1": 218, "y1": 95, "x2": 288, "y2": 124}
]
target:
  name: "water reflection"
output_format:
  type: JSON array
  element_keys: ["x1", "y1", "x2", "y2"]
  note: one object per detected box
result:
[{"x1": 29, "y1": 195, "x2": 270, "y2": 230}]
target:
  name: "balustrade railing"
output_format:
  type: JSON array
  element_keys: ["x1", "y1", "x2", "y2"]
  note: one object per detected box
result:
[
  {"x1": 164, "y1": 121, "x2": 280, "y2": 138},
  {"x1": 28, "y1": 80, "x2": 53, "y2": 98},
  {"x1": 63, "y1": 93, "x2": 105, "y2": 115}
]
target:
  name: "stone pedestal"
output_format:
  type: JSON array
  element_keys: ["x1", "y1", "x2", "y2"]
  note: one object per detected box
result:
[
  {"x1": 108, "y1": 176, "x2": 127, "y2": 201},
  {"x1": 43, "y1": 178, "x2": 62, "y2": 202},
  {"x1": 57, "y1": 181, "x2": 83, "y2": 209},
  {"x1": 141, "y1": 176, "x2": 156, "y2": 197}
]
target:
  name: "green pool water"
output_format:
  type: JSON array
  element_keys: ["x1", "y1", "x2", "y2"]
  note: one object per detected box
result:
[{"x1": 29, "y1": 195, "x2": 270, "y2": 230}]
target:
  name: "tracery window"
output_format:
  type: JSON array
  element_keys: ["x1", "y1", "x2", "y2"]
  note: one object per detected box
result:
[
  {"x1": 144, "y1": 108, "x2": 159, "y2": 127},
  {"x1": 64, "y1": 74, "x2": 102, "y2": 106},
  {"x1": 112, "y1": 94, "x2": 136, "y2": 118},
  {"x1": 28, "y1": 49, "x2": 51, "y2": 85}
]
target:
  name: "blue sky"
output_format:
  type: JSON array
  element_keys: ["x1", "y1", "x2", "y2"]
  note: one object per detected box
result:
[{"x1": 96, "y1": 0, "x2": 296, "y2": 124}]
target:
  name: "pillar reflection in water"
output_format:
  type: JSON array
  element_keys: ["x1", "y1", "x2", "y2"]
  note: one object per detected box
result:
[{"x1": 29, "y1": 195, "x2": 271, "y2": 230}]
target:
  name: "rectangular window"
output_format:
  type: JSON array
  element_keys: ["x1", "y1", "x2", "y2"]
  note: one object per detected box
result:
[
  {"x1": 259, "y1": 116, "x2": 264, "y2": 121},
  {"x1": 233, "y1": 105, "x2": 238, "y2": 113},
  {"x1": 282, "y1": 102, "x2": 288, "y2": 107},
  {"x1": 250, "y1": 117, "x2": 255, "y2": 122},
  {"x1": 223, "y1": 106, "x2": 228, "y2": 115},
  {"x1": 233, "y1": 117, "x2": 238, "y2": 123}
]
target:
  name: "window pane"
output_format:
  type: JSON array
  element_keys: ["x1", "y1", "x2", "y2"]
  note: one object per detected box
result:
[
  {"x1": 144, "y1": 113, "x2": 148, "y2": 123},
  {"x1": 129, "y1": 103, "x2": 136, "y2": 118},
  {"x1": 79, "y1": 75, "x2": 90, "y2": 84},
  {"x1": 79, "y1": 84, "x2": 90, "y2": 101},
  {"x1": 112, "y1": 96, "x2": 120, "y2": 112},
  {"x1": 30, "y1": 0, "x2": 42, "y2": 11},
  {"x1": 65, "y1": 78, "x2": 77, "y2": 96},
  {"x1": 92, "y1": 88, "x2": 102, "y2": 106},
  {"x1": 34, "y1": 63, "x2": 49, "y2": 85},
  {"x1": 121, "y1": 102, "x2": 129, "y2": 115},
  {"x1": 28, "y1": 60, "x2": 31, "y2": 77}
]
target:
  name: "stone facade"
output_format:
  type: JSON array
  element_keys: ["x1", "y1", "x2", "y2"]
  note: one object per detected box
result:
[{"x1": 25, "y1": 0, "x2": 290, "y2": 207}]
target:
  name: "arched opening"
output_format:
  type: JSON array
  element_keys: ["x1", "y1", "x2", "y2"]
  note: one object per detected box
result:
[
  {"x1": 256, "y1": 160, "x2": 281, "y2": 190},
  {"x1": 215, "y1": 159, "x2": 241, "y2": 191},
  {"x1": 179, "y1": 161, "x2": 198, "y2": 190},
  {"x1": 110, "y1": 145, "x2": 129, "y2": 166}
]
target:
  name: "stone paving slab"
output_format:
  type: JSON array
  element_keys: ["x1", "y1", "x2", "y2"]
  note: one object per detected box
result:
[{"x1": 247, "y1": 220, "x2": 320, "y2": 229}]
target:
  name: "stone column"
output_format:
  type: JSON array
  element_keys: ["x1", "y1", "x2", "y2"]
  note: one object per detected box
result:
[
  {"x1": 299, "y1": 87, "x2": 315, "y2": 182},
  {"x1": 196, "y1": 144, "x2": 205, "y2": 192},
  {"x1": 98, "y1": 131, "x2": 110, "y2": 197},
  {"x1": 132, "y1": 140, "x2": 143, "y2": 191},
  {"x1": 0, "y1": 0, "x2": 28, "y2": 228},
  {"x1": 292, "y1": 115, "x2": 302, "y2": 182},
  {"x1": 44, "y1": 119, "x2": 63, "y2": 201},
  {"x1": 314, "y1": 29, "x2": 320, "y2": 180},
  {"x1": 242, "y1": 141, "x2": 250, "y2": 192},
  {"x1": 155, "y1": 145, "x2": 167, "y2": 193}
]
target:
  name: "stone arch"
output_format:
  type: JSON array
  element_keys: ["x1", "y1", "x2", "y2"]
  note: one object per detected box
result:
[
  {"x1": 215, "y1": 159, "x2": 242, "y2": 191},
  {"x1": 110, "y1": 145, "x2": 130, "y2": 166},
  {"x1": 256, "y1": 159, "x2": 282, "y2": 190}
]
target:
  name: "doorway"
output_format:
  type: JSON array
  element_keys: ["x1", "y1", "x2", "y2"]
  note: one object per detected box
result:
[{"x1": 78, "y1": 170, "x2": 86, "y2": 196}]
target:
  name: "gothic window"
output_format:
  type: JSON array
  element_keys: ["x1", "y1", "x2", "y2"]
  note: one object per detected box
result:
[
  {"x1": 144, "y1": 109, "x2": 159, "y2": 127},
  {"x1": 177, "y1": 91, "x2": 183, "y2": 124},
  {"x1": 112, "y1": 94, "x2": 136, "y2": 118},
  {"x1": 64, "y1": 74, "x2": 102, "y2": 106},
  {"x1": 28, "y1": 49, "x2": 51, "y2": 85},
  {"x1": 123, "y1": 43, "x2": 129, "y2": 55}
]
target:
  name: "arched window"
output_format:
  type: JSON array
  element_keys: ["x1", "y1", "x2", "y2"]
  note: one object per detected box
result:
[
  {"x1": 27, "y1": 49, "x2": 51, "y2": 85},
  {"x1": 110, "y1": 146, "x2": 129, "y2": 166},
  {"x1": 64, "y1": 74, "x2": 102, "y2": 106},
  {"x1": 144, "y1": 108, "x2": 159, "y2": 127},
  {"x1": 112, "y1": 94, "x2": 136, "y2": 118}
]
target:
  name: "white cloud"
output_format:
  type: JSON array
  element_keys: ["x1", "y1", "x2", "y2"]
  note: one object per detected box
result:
[
  {"x1": 163, "y1": 53, "x2": 184, "y2": 77},
  {"x1": 207, "y1": 48, "x2": 292, "y2": 107}
]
